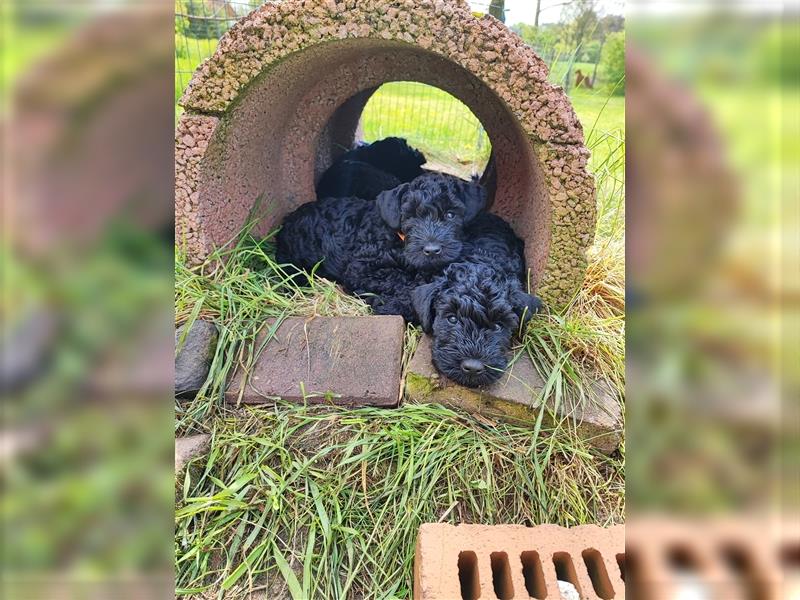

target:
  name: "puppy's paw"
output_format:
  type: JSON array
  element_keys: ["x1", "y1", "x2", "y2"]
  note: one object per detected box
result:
[{"x1": 513, "y1": 291, "x2": 545, "y2": 327}]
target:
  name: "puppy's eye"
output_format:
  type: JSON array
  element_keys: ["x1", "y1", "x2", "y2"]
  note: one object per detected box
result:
[
  {"x1": 447, "y1": 315, "x2": 458, "y2": 324},
  {"x1": 493, "y1": 322, "x2": 503, "y2": 331},
  {"x1": 445, "y1": 211, "x2": 455, "y2": 220}
]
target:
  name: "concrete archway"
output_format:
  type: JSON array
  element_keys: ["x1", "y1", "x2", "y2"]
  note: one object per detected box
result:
[{"x1": 175, "y1": 0, "x2": 596, "y2": 307}]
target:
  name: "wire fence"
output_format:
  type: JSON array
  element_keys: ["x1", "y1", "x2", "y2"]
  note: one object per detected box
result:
[
  {"x1": 361, "y1": 83, "x2": 491, "y2": 178},
  {"x1": 175, "y1": 0, "x2": 261, "y2": 101},
  {"x1": 175, "y1": 0, "x2": 493, "y2": 178}
]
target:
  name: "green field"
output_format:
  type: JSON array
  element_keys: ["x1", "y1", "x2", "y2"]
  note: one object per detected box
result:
[{"x1": 360, "y1": 82, "x2": 492, "y2": 176}]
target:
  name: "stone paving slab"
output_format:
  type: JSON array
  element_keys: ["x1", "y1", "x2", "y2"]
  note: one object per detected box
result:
[
  {"x1": 175, "y1": 434, "x2": 210, "y2": 473},
  {"x1": 406, "y1": 336, "x2": 622, "y2": 454},
  {"x1": 226, "y1": 316, "x2": 405, "y2": 407},
  {"x1": 175, "y1": 319, "x2": 218, "y2": 397}
]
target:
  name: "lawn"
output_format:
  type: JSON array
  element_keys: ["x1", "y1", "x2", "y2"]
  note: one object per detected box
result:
[
  {"x1": 359, "y1": 80, "x2": 624, "y2": 195},
  {"x1": 174, "y1": 28, "x2": 625, "y2": 600},
  {"x1": 361, "y1": 82, "x2": 492, "y2": 177}
]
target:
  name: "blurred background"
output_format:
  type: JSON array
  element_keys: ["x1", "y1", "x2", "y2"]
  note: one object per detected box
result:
[
  {"x1": 1, "y1": 0, "x2": 797, "y2": 597},
  {"x1": 625, "y1": 0, "x2": 798, "y2": 596},
  {"x1": 1, "y1": 1, "x2": 175, "y2": 597}
]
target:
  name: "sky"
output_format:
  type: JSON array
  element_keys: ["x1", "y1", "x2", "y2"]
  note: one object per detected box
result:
[{"x1": 467, "y1": 0, "x2": 625, "y2": 25}]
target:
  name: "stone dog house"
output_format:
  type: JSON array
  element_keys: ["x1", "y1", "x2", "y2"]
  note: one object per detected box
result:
[
  {"x1": 175, "y1": 0, "x2": 596, "y2": 307},
  {"x1": 175, "y1": 0, "x2": 614, "y2": 447}
]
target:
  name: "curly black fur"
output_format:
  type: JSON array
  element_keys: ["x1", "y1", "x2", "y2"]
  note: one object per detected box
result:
[
  {"x1": 315, "y1": 137, "x2": 426, "y2": 200},
  {"x1": 343, "y1": 137, "x2": 426, "y2": 182},
  {"x1": 276, "y1": 172, "x2": 488, "y2": 322},
  {"x1": 411, "y1": 214, "x2": 543, "y2": 388},
  {"x1": 316, "y1": 160, "x2": 401, "y2": 201},
  {"x1": 462, "y1": 212, "x2": 527, "y2": 281}
]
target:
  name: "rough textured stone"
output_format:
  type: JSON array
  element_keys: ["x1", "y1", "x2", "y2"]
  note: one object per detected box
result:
[
  {"x1": 174, "y1": 0, "x2": 596, "y2": 308},
  {"x1": 175, "y1": 434, "x2": 211, "y2": 473},
  {"x1": 226, "y1": 316, "x2": 404, "y2": 406},
  {"x1": 414, "y1": 523, "x2": 625, "y2": 600},
  {"x1": 1, "y1": 308, "x2": 57, "y2": 392},
  {"x1": 175, "y1": 320, "x2": 218, "y2": 396},
  {"x1": 406, "y1": 336, "x2": 622, "y2": 454}
]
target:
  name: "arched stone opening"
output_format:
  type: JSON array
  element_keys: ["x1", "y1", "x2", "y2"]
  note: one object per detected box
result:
[{"x1": 175, "y1": 0, "x2": 595, "y2": 307}]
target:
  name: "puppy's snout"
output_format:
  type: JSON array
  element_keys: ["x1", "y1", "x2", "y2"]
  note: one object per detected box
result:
[
  {"x1": 460, "y1": 358, "x2": 485, "y2": 374},
  {"x1": 423, "y1": 242, "x2": 442, "y2": 256}
]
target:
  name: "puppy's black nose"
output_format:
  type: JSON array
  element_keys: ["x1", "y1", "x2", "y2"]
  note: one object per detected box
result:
[
  {"x1": 460, "y1": 359, "x2": 485, "y2": 374},
  {"x1": 423, "y1": 243, "x2": 442, "y2": 256}
]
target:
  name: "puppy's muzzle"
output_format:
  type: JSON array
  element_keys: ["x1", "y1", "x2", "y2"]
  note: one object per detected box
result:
[
  {"x1": 423, "y1": 242, "x2": 442, "y2": 256},
  {"x1": 460, "y1": 358, "x2": 485, "y2": 375}
]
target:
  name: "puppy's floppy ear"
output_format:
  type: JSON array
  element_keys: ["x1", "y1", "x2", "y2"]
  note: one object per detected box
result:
[
  {"x1": 462, "y1": 182, "x2": 488, "y2": 223},
  {"x1": 376, "y1": 183, "x2": 407, "y2": 229},
  {"x1": 512, "y1": 290, "x2": 544, "y2": 329},
  {"x1": 411, "y1": 280, "x2": 441, "y2": 333}
]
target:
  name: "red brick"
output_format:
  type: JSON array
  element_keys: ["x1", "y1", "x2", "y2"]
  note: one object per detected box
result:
[
  {"x1": 226, "y1": 316, "x2": 404, "y2": 407},
  {"x1": 414, "y1": 523, "x2": 624, "y2": 599},
  {"x1": 626, "y1": 517, "x2": 794, "y2": 600}
]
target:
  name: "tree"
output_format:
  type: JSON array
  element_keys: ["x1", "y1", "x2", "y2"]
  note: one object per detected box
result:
[
  {"x1": 589, "y1": 15, "x2": 624, "y2": 85},
  {"x1": 600, "y1": 31, "x2": 625, "y2": 95},
  {"x1": 558, "y1": 0, "x2": 599, "y2": 90},
  {"x1": 581, "y1": 39, "x2": 602, "y2": 63},
  {"x1": 559, "y1": 0, "x2": 599, "y2": 54},
  {"x1": 489, "y1": 0, "x2": 505, "y2": 23},
  {"x1": 598, "y1": 14, "x2": 624, "y2": 36},
  {"x1": 510, "y1": 22, "x2": 560, "y2": 54}
]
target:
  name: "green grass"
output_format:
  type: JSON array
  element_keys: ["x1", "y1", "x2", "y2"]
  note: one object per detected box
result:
[
  {"x1": 361, "y1": 82, "x2": 491, "y2": 177},
  {"x1": 175, "y1": 229, "x2": 371, "y2": 431},
  {"x1": 174, "y1": 28, "x2": 625, "y2": 600},
  {"x1": 176, "y1": 404, "x2": 623, "y2": 598},
  {"x1": 357, "y1": 67, "x2": 624, "y2": 181},
  {"x1": 174, "y1": 121, "x2": 624, "y2": 596}
]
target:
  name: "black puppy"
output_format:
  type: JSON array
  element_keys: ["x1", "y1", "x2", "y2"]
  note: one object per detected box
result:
[
  {"x1": 343, "y1": 137, "x2": 426, "y2": 182},
  {"x1": 316, "y1": 160, "x2": 401, "y2": 201},
  {"x1": 316, "y1": 137, "x2": 426, "y2": 200},
  {"x1": 277, "y1": 172, "x2": 488, "y2": 322},
  {"x1": 412, "y1": 214, "x2": 543, "y2": 388}
]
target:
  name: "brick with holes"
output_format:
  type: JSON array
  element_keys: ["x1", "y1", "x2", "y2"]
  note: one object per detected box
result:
[
  {"x1": 413, "y1": 523, "x2": 625, "y2": 600},
  {"x1": 625, "y1": 517, "x2": 797, "y2": 599}
]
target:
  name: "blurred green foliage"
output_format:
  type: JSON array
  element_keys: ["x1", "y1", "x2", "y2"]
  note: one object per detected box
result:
[
  {"x1": 175, "y1": 0, "x2": 231, "y2": 39},
  {"x1": 510, "y1": 22, "x2": 560, "y2": 51},
  {"x1": 600, "y1": 31, "x2": 625, "y2": 95}
]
